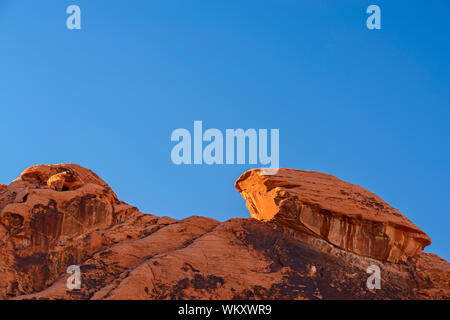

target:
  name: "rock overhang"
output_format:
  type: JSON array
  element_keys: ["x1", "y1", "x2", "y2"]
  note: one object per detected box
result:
[{"x1": 236, "y1": 168, "x2": 431, "y2": 263}]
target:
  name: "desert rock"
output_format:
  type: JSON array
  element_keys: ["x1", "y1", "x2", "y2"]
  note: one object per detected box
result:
[
  {"x1": 0, "y1": 164, "x2": 447, "y2": 300},
  {"x1": 236, "y1": 168, "x2": 431, "y2": 263}
]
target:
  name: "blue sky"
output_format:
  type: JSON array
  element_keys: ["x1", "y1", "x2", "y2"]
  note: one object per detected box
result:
[{"x1": 0, "y1": 1, "x2": 448, "y2": 260}]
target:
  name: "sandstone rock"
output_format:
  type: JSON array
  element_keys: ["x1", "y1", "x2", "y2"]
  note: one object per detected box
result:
[
  {"x1": 236, "y1": 168, "x2": 431, "y2": 263},
  {"x1": 14, "y1": 218, "x2": 450, "y2": 300},
  {"x1": 0, "y1": 164, "x2": 124, "y2": 297},
  {"x1": 0, "y1": 164, "x2": 447, "y2": 300}
]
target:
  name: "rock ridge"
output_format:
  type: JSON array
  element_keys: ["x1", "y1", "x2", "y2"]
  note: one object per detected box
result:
[{"x1": 0, "y1": 164, "x2": 446, "y2": 300}]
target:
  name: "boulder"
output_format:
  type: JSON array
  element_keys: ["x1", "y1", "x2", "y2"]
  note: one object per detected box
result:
[{"x1": 236, "y1": 168, "x2": 431, "y2": 263}]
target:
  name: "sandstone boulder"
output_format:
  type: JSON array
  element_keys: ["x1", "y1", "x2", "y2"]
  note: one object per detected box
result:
[{"x1": 236, "y1": 168, "x2": 431, "y2": 263}]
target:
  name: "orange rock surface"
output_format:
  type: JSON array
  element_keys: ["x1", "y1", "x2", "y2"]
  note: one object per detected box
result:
[
  {"x1": 236, "y1": 169, "x2": 431, "y2": 263},
  {"x1": 0, "y1": 164, "x2": 447, "y2": 300}
]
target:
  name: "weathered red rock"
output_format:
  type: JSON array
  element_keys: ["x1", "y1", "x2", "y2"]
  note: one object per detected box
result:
[
  {"x1": 236, "y1": 168, "x2": 431, "y2": 263},
  {"x1": 0, "y1": 164, "x2": 448, "y2": 300},
  {"x1": 0, "y1": 164, "x2": 126, "y2": 296}
]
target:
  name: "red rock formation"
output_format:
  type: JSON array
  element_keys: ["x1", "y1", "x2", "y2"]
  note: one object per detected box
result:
[
  {"x1": 236, "y1": 169, "x2": 431, "y2": 263},
  {"x1": 0, "y1": 164, "x2": 447, "y2": 300},
  {"x1": 0, "y1": 164, "x2": 128, "y2": 296}
]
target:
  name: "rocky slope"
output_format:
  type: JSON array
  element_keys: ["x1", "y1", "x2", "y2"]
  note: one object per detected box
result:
[{"x1": 0, "y1": 164, "x2": 448, "y2": 300}]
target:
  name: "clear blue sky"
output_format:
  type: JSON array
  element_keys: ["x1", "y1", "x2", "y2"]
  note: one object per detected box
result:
[{"x1": 0, "y1": 1, "x2": 448, "y2": 260}]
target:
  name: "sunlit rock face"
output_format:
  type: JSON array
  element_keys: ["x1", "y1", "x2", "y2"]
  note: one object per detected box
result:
[{"x1": 236, "y1": 168, "x2": 431, "y2": 263}]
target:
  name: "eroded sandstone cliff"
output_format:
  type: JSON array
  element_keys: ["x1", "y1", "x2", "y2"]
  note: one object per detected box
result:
[{"x1": 0, "y1": 164, "x2": 447, "y2": 300}]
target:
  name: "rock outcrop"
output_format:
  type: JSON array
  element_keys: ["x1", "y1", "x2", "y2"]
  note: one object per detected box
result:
[
  {"x1": 0, "y1": 164, "x2": 447, "y2": 300},
  {"x1": 236, "y1": 169, "x2": 431, "y2": 263},
  {"x1": 0, "y1": 164, "x2": 130, "y2": 296}
]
